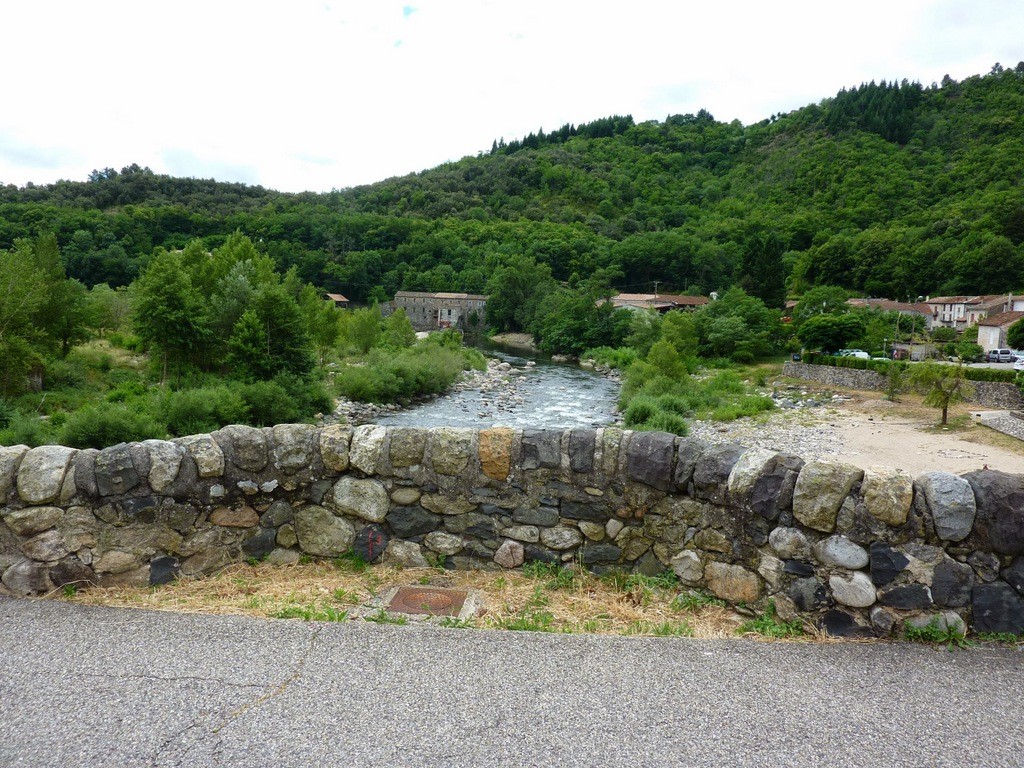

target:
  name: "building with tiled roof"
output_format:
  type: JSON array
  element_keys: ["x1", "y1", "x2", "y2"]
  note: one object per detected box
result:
[
  {"x1": 977, "y1": 310, "x2": 1024, "y2": 352},
  {"x1": 390, "y1": 291, "x2": 488, "y2": 329}
]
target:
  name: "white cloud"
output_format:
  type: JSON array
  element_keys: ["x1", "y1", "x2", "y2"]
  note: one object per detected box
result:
[{"x1": 1, "y1": 0, "x2": 1021, "y2": 192}]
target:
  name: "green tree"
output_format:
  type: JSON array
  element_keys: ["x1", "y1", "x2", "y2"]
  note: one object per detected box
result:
[
  {"x1": 739, "y1": 231, "x2": 787, "y2": 310},
  {"x1": 226, "y1": 309, "x2": 273, "y2": 381},
  {"x1": 381, "y1": 308, "x2": 416, "y2": 349},
  {"x1": 298, "y1": 285, "x2": 342, "y2": 367},
  {"x1": 660, "y1": 311, "x2": 699, "y2": 360},
  {"x1": 0, "y1": 241, "x2": 49, "y2": 395},
  {"x1": 1007, "y1": 318, "x2": 1024, "y2": 350},
  {"x1": 797, "y1": 313, "x2": 867, "y2": 353},
  {"x1": 348, "y1": 305, "x2": 383, "y2": 354},
  {"x1": 907, "y1": 361, "x2": 973, "y2": 425},
  {"x1": 485, "y1": 255, "x2": 556, "y2": 332},
  {"x1": 792, "y1": 285, "x2": 849, "y2": 325},
  {"x1": 133, "y1": 250, "x2": 209, "y2": 382}
]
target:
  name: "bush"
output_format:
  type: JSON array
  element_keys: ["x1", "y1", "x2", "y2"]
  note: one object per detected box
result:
[
  {"x1": 336, "y1": 345, "x2": 479, "y2": 404},
  {"x1": 582, "y1": 346, "x2": 638, "y2": 369},
  {"x1": 60, "y1": 403, "x2": 165, "y2": 449},
  {"x1": 623, "y1": 396, "x2": 659, "y2": 426},
  {"x1": 0, "y1": 412, "x2": 55, "y2": 448},
  {"x1": 240, "y1": 381, "x2": 302, "y2": 426},
  {"x1": 158, "y1": 386, "x2": 249, "y2": 436},
  {"x1": 43, "y1": 358, "x2": 88, "y2": 389}
]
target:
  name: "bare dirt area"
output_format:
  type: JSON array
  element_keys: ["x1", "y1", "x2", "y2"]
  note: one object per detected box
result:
[{"x1": 692, "y1": 383, "x2": 1024, "y2": 476}]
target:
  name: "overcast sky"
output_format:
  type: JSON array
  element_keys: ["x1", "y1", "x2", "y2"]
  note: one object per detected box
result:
[{"x1": 2, "y1": 0, "x2": 1022, "y2": 194}]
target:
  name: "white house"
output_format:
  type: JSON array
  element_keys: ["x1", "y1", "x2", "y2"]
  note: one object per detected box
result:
[{"x1": 977, "y1": 311, "x2": 1024, "y2": 352}]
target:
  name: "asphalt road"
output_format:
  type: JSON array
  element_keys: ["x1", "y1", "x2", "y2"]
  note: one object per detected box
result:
[{"x1": 1, "y1": 598, "x2": 1022, "y2": 768}]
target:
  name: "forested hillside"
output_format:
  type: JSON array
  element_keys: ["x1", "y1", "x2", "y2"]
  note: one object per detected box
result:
[{"x1": 2, "y1": 64, "x2": 1023, "y2": 306}]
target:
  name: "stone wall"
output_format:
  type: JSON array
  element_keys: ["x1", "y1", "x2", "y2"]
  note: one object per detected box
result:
[
  {"x1": 2, "y1": 425, "x2": 1023, "y2": 638},
  {"x1": 783, "y1": 362, "x2": 1024, "y2": 409}
]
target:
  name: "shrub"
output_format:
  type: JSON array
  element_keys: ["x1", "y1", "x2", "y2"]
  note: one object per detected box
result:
[
  {"x1": 43, "y1": 358, "x2": 88, "y2": 389},
  {"x1": 582, "y1": 346, "x2": 638, "y2": 369},
  {"x1": 0, "y1": 412, "x2": 55, "y2": 448},
  {"x1": 158, "y1": 386, "x2": 248, "y2": 436},
  {"x1": 60, "y1": 403, "x2": 165, "y2": 449},
  {"x1": 623, "y1": 396, "x2": 659, "y2": 426},
  {"x1": 239, "y1": 381, "x2": 302, "y2": 426}
]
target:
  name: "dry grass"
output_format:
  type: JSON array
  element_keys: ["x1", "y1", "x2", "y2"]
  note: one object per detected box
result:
[{"x1": 51, "y1": 558, "x2": 824, "y2": 641}]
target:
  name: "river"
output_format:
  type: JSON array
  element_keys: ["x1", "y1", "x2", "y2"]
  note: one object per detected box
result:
[{"x1": 373, "y1": 343, "x2": 621, "y2": 430}]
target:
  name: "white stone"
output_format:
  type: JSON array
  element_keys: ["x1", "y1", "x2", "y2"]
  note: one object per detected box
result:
[
  {"x1": 813, "y1": 535, "x2": 869, "y2": 570},
  {"x1": 829, "y1": 571, "x2": 877, "y2": 608},
  {"x1": 17, "y1": 446, "x2": 76, "y2": 505},
  {"x1": 727, "y1": 447, "x2": 777, "y2": 497},
  {"x1": 670, "y1": 550, "x2": 703, "y2": 584},
  {"x1": 143, "y1": 440, "x2": 185, "y2": 493},
  {"x1": 329, "y1": 477, "x2": 389, "y2": 522},
  {"x1": 349, "y1": 425, "x2": 386, "y2": 474},
  {"x1": 176, "y1": 435, "x2": 224, "y2": 478}
]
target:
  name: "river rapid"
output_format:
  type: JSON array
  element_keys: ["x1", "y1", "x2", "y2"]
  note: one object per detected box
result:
[{"x1": 373, "y1": 344, "x2": 621, "y2": 430}]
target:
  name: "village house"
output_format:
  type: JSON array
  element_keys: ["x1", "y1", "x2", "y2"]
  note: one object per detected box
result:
[
  {"x1": 606, "y1": 293, "x2": 709, "y2": 313},
  {"x1": 977, "y1": 311, "x2": 1024, "y2": 353},
  {"x1": 324, "y1": 292, "x2": 350, "y2": 309},
  {"x1": 925, "y1": 294, "x2": 1013, "y2": 330},
  {"x1": 387, "y1": 291, "x2": 488, "y2": 330},
  {"x1": 845, "y1": 298, "x2": 933, "y2": 330}
]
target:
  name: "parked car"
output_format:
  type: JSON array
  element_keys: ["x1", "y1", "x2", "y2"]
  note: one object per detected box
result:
[
  {"x1": 986, "y1": 348, "x2": 1014, "y2": 363},
  {"x1": 1014, "y1": 357, "x2": 1024, "y2": 372},
  {"x1": 836, "y1": 349, "x2": 870, "y2": 360}
]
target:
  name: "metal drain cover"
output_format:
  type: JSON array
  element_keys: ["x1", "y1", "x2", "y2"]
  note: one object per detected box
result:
[{"x1": 386, "y1": 586, "x2": 468, "y2": 617}]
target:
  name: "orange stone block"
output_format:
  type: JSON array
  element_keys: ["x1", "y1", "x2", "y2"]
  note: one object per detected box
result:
[
  {"x1": 478, "y1": 428, "x2": 513, "y2": 481},
  {"x1": 210, "y1": 506, "x2": 259, "y2": 528}
]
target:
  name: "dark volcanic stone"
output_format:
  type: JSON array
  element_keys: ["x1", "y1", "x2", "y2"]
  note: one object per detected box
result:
[
  {"x1": 1002, "y1": 557, "x2": 1024, "y2": 595},
  {"x1": 870, "y1": 542, "x2": 909, "y2": 586},
  {"x1": 581, "y1": 542, "x2": 622, "y2": 565},
  {"x1": 821, "y1": 609, "x2": 873, "y2": 638},
  {"x1": 790, "y1": 577, "x2": 828, "y2": 611},
  {"x1": 242, "y1": 528, "x2": 277, "y2": 560},
  {"x1": 784, "y1": 560, "x2": 815, "y2": 577},
  {"x1": 444, "y1": 512, "x2": 499, "y2": 539},
  {"x1": 561, "y1": 501, "x2": 609, "y2": 522},
  {"x1": 674, "y1": 438, "x2": 708, "y2": 490},
  {"x1": 49, "y1": 555, "x2": 96, "y2": 588},
  {"x1": 387, "y1": 506, "x2": 441, "y2": 538},
  {"x1": 521, "y1": 429, "x2": 561, "y2": 470},
  {"x1": 968, "y1": 551, "x2": 1001, "y2": 582},
  {"x1": 693, "y1": 444, "x2": 744, "y2": 503},
  {"x1": 150, "y1": 556, "x2": 179, "y2": 586},
  {"x1": 353, "y1": 524, "x2": 389, "y2": 563},
  {"x1": 972, "y1": 582, "x2": 1024, "y2": 635},
  {"x1": 513, "y1": 506, "x2": 560, "y2": 527},
  {"x1": 261, "y1": 500, "x2": 294, "y2": 528},
  {"x1": 568, "y1": 430, "x2": 595, "y2": 473},
  {"x1": 963, "y1": 469, "x2": 1024, "y2": 555},
  {"x1": 634, "y1": 550, "x2": 667, "y2": 577},
  {"x1": 121, "y1": 496, "x2": 158, "y2": 523},
  {"x1": 626, "y1": 432, "x2": 676, "y2": 491},
  {"x1": 95, "y1": 444, "x2": 140, "y2": 497},
  {"x1": 523, "y1": 545, "x2": 560, "y2": 564},
  {"x1": 932, "y1": 559, "x2": 975, "y2": 608},
  {"x1": 751, "y1": 454, "x2": 804, "y2": 520},
  {"x1": 878, "y1": 584, "x2": 932, "y2": 610}
]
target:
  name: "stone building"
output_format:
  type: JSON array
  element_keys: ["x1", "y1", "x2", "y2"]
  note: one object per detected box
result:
[{"x1": 389, "y1": 291, "x2": 488, "y2": 330}]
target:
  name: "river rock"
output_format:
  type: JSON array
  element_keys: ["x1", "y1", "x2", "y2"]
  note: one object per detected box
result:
[
  {"x1": 971, "y1": 582, "x2": 1024, "y2": 635},
  {"x1": 390, "y1": 487, "x2": 422, "y2": 506},
  {"x1": 22, "y1": 529, "x2": 70, "y2": 562},
  {"x1": 494, "y1": 539, "x2": 525, "y2": 569},
  {"x1": 384, "y1": 540, "x2": 428, "y2": 568},
  {"x1": 540, "y1": 526, "x2": 583, "y2": 550},
  {"x1": 424, "y1": 531, "x2": 463, "y2": 555},
  {"x1": 479, "y1": 428, "x2": 514, "y2": 480},
  {"x1": 578, "y1": 521, "x2": 605, "y2": 541},
  {"x1": 757, "y1": 552, "x2": 785, "y2": 590},
  {"x1": 0, "y1": 445, "x2": 28, "y2": 500},
  {"x1": 242, "y1": 528, "x2": 277, "y2": 560},
  {"x1": 829, "y1": 571, "x2": 876, "y2": 608},
  {"x1": 260, "y1": 500, "x2": 294, "y2": 528},
  {"x1": 627, "y1": 431, "x2": 676, "y2": 491},
  {"x1": 444, "y1": 513, "x2": 499, "y2": 539},
  {"x1": 210, "y1": 506, "x2": 259, "y2": 528},
  {"x1": 514, "y1": 506, "x2": 559, "y2": 527},
  {"x1": 270, "y1": 424, "x2": 317, "y2": 473},
  {"x1": 705, "y1": 562, "x2": 761, "y2": 603},
  {"x1": 294, "y1": 504, "x2": 355, "y2": 557},
  {"x1": 671, "y1": 550, "x2": 703, "y2": 584},
  {"x1": 916, "y1": 471, "x2": 976, "y2": 542},
  {"x1": 430, "y1": 428, "x2": 473, "y2": 475},
  {"x1": 389, "y1": 428, "x2": 427, "y2": 468},
  {"x1": 329, "y1": 477, "x2": 389, "y2": 522},
  {"x1": 869, "y1": 542, "x2": 909, "y2": 586},
  {"x1": 792, "y1": 460, "x2": 863, "y2": 533},
  {"x1": 18, "y1": 446, "x2": 76, "y2": 504},
  {"x1": 962, "y1": 469, "x2": 1024, "y2": 555},
  {"x1": 175, "y1": 435, "x2": 224, "y2": 477},
  {"x1": 813, "y1": 535, "x2": 869, "y2": 569},
  {"x1": 421, "y1": 494, "x2": 476, "y2": 516},
  {"x1": 581, "y1": 542, "x2": 622, "y2": 564},
  {"x1": 861, "y1": 466, "x2": 913, "y2": 527},
  {"x1": 350, "y1": 425, "x2": 386, "y2": 474},
  {"x1": 727, "y1": 447, "x2": 777, "y2": 499},
  {"x1": 2, "y1": 559, "x2": 52, "y2": 596},
  {"x1": 218, "y1": 425, "x2": 268, "y2": 472},
  {"x1": 3, "y1": 506, "x2": 63, "y2": 537},
  {"x1": 276, "y1": 524, "x2": 298, "y2": 549},
  {"x1": 501, "y1": 525, "x2": 539, "y2": 543},
  {"x1": 319, "y1": 424, "x2": 351, "y2": 472},
  {"x1": 768, "y1": 527, "x2": 810, "y2": 560}
]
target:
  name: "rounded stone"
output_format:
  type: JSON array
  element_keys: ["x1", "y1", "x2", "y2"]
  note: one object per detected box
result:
[
  {"x1": 390, "y1": 487, "x2": 422, "y2": 506},
  {"x1": 424, "y1": 531, "x2": 464, "y2": 555},
  {"x1": 768, "y1": 527, "x2": 810, "y2": 560},
  {"x1": 813, "y1": 535, "x2": 869, "y2": 570},
  {"x1": 829, "y1": 571, "x2": 877, "y2": 608},
  {"x1": 294, "y1": 505, "x2": 356, "y2": 557},
  {"x1": 540, "y1": 526, "x2": 584, "y2": 551},
  {"x1": 329, "y1": 477, "x2": 389, "y2": 522},
  {"x1": 17, "y1": 446, "x2": 76, "y2": 505},
  {"x1": 861, "y1": 466, "x2": 913, "y2": 527},
  {"x1": 3, "y1": 506, "x2": 64, "y2": 537}
]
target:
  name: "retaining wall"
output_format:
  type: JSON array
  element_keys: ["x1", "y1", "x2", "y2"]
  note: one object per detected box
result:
[
  {"x1": 2, "y1": 424, "x2": 1023, "y2": 638},
  {"x1": 783, "y1": 362, "x2": 1024, "y2": 410}
]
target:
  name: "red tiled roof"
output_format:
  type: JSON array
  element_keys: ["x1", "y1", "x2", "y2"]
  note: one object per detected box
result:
[{"x1": 978, "y1": 311, "x2": 1024, "y2": 327}]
